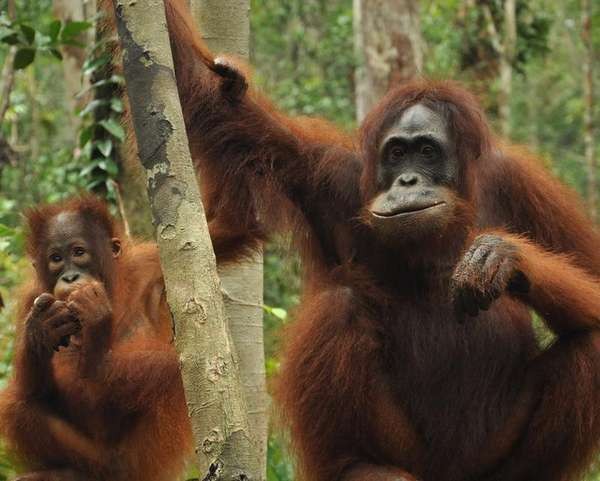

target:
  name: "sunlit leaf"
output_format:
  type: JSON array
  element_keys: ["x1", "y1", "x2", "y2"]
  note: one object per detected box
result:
[
  {"x1": 82, "y1": 54, "x2": 109, "y2": 76},
  {"x1": 96, "y1": 138, "x2": 113, "y2": 157},
  {"x1": 48, "y1": 20, "x2": 61, "y2": 42},
  {"x1": 110, "y1": 98, "x2": 124, "y2": 113},
  {"x1": 99, "y1": 119, "x2": 125, "y2": 142},
  {"x1": 78, "y1": 99, "x2": 109, "y2": 117}
]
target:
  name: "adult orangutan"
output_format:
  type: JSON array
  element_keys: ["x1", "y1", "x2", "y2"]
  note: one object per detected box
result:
[
  {"x1": 0, "y1": 196, "x2": 192, "y2": 481},
  {"x1": 121, "y1": 2, "x2": 600, "y2": 480}
]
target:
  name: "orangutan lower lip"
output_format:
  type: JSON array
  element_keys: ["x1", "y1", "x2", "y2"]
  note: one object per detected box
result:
[{"x1": 371, "y1": 201, "x2": 447, "y2": 218}]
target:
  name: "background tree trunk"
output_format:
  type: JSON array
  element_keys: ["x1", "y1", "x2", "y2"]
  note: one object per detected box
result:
[
  {"x1": 499, "y1": 0, "x2": 516, "y2": 137},
  {"x1": 112, "y1": 1, "x2": 259, "y2": 479},
  {"x1": 52, "y1": 0, "x2": 96, "y2": 129},
  {"x1": 582, "y1": 0, "x2": 597, "y2": 222},
  {"x1": 188, "y1": 3, "x2": 268, "y2": 480},
  {"x1": 0, "y1": 0, "x2": 17, "y2": 173},
  {"x1": 482, "y1": 0, "x2": 516, "y2": 137},
  {"x1": 353, "y1": 0, "x2": 423, "y2": 122}
]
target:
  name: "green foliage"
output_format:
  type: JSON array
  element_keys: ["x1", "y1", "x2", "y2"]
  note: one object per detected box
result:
[
  {"x1": 267, "y1": 432, "x2": 295, "y2": 481},
  {"x1": 0, "y1": 221, "x2": 20, "y2": 481},
  {"x1": 263, "y1": 242, "x2": 301, "y2": 364},
  {"x1": 0, "y1": 149, "x2": 91, "y2": 224},
  {"x1": 0, "y1": 444, "x2": 17, "y2": 481},
  {"x1": 75, "y1": 40, "x2": 124, "y2": 200},
  {"x1": 0, "y1": 12, "x2": 92, "y2": 70},
  {"x1": 455, "y1": 0, "x2": 551, "y2": 76},
  {"x1": 251, "y1": 0, "x2": 355, "y2": 127}
]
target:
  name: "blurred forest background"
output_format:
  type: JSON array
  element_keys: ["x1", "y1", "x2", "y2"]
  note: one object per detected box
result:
[{"x1": 0, "y1": 0, "x2": 598, "y2": 479}]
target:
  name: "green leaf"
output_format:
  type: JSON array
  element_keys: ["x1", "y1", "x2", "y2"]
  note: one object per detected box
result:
[
  {"x1": 80, "y1": 161, "x2": 100, "y2": 177},
  {"x1": 82, "y1": 54, "x2": 109, "y2": 76},
  {"x1": 19, "y1": 24, "x2": 35, "y2": 44},
  {"x1": 1, "y1": 32, "x2": 20, "y2": 45},
  {"x1": 270, "y1": 307, "x2": 288, "y2": 320},
  {"x1": 49, "y1": 48, "x2": 63, "y2": 60},
  {"x1": 59, "y1": 38, "x2": 85, "y2": 48},
  {"x1": 96, "y1": 138, "x2": 113, "y2": 157},
  {"x1": 105, "y1": 159, "x2": 119, "y2": 177},
  {"x1": 99, "y1": 119, "x2": 125, "y2": 142},
  {"x1": 91, "y1": 75, "x2": 124, "y2": 88},
  {"x1": 79, "y1": 125, "x2": 94, "y2": 148},
  {"x1": 86, "y1": 178, "x2": 103, "y2": 190},
  {"x1": 48, "y1": 20, "x2": 61, "y2": 42},
  {"x1": 0, "y1": 224, "x2": 16, "y2": 237},
  {"x1": 263, "y1": 305, "x2": 288, "y2": 321},
  {"x1": 78, "y1": 99, "x2": 108, "y2": 117},
  {"x1": 60, "y1": 20, "x2": 92, "y2": 40},
  {"x1": 76, "y1": 75, "x2": 124, "y2": 97},
  {"x1": 110, "y1": 97, "x2": 124, "y2": 113},
  {"x1": 13, "y1": 48, "x2": 36, "y2": 69}
]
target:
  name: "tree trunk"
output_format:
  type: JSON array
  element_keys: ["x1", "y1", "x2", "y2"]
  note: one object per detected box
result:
[
  {"x1": 353, "y1": 0, "x2": 423, "y2": 122},
  {"x1": 112, "y1": 2, "x2": 259, "y2": 480},
  {"x1": 498, "y1": 0, "x2": 516, "y2": 137},
  {"x1": 0, "y1": 0, "x2": 16, "y2": 128},
  {"x1": 100, "y1": 0, "x2": 155, "y2": 238},
  {"x1": 189, "y1": 0, "x2": 250, "y2": 58},
  {"x1": 582, "y1": 0, "x2": 597, "y2": 222},
  {"x1": 481, "y1": 0, "x2": 516, "y2": 137},
  {"x1": 189, "y1": 3, "x2": 268, "y2": 479},
  {"x1": 52, "y1": 0, "x2": 96, "y2": 129}
]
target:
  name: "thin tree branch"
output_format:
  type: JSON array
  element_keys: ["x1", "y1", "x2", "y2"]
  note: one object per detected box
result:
[
  {"x1": 482, "y1": 5, "x2": 503, "y2": 56},
  {"x1": 0, "y1": 47, "x2": 17, "y2": 125}
]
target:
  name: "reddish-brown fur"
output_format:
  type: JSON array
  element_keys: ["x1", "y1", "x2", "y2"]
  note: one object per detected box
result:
[
  {"x1": 0, "y1": 197, "x2": 192, "y2": 481},
  {"x1": 130, "y1": 3, "x2": 600, "y2": 481}
]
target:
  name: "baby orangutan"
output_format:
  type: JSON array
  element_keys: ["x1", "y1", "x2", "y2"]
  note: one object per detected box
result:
[{"x1": 0, "y1": 196, "x2": 192, "y2": 481}]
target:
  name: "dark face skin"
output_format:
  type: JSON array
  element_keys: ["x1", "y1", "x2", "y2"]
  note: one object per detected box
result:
[
  {"x1": 367, "y1": 103, "x2": 460, "y2": 242},
  {"x1": 43, "y1": 212, "x2": 121, "y2": 300}
]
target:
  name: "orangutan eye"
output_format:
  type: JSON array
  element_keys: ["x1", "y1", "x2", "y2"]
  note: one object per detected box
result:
[
  {"x1": 73, "y1": 247, "x2": 86, "y2": 257},
  {"x1": 421, "y1": 144, "x2": 436, "y2": 157},
  {"x1": 49, "y1": 253, "x2": 62, "y2": 263},
  {"x1": 389, "y1": 145, "x2": 406, "y2": 162}
]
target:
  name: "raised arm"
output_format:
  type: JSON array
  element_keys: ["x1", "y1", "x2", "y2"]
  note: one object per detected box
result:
[
  {"x1": 478, "y1": 146, "x2": 600, "y2": 275},
  {"x1": 162, "y1": 0, "x2": 362, "y2": 265}
]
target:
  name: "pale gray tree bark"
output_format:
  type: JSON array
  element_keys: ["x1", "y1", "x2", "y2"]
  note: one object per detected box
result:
[
  {"x1": 189, "y1": 3, "x2": 268, "y2": 479},
  {"x1": 189, "y1": 0, "x2": 250, "y2": 58},
  {"x1": 353, "y1": 0, "x2": 423, "y2": 122},
  {"x1": 112, "y1": 1, "x2": 259, "y2": 480},
  {"x1": 582, "y1": 0, "x2": 597, "y2": 222}
]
